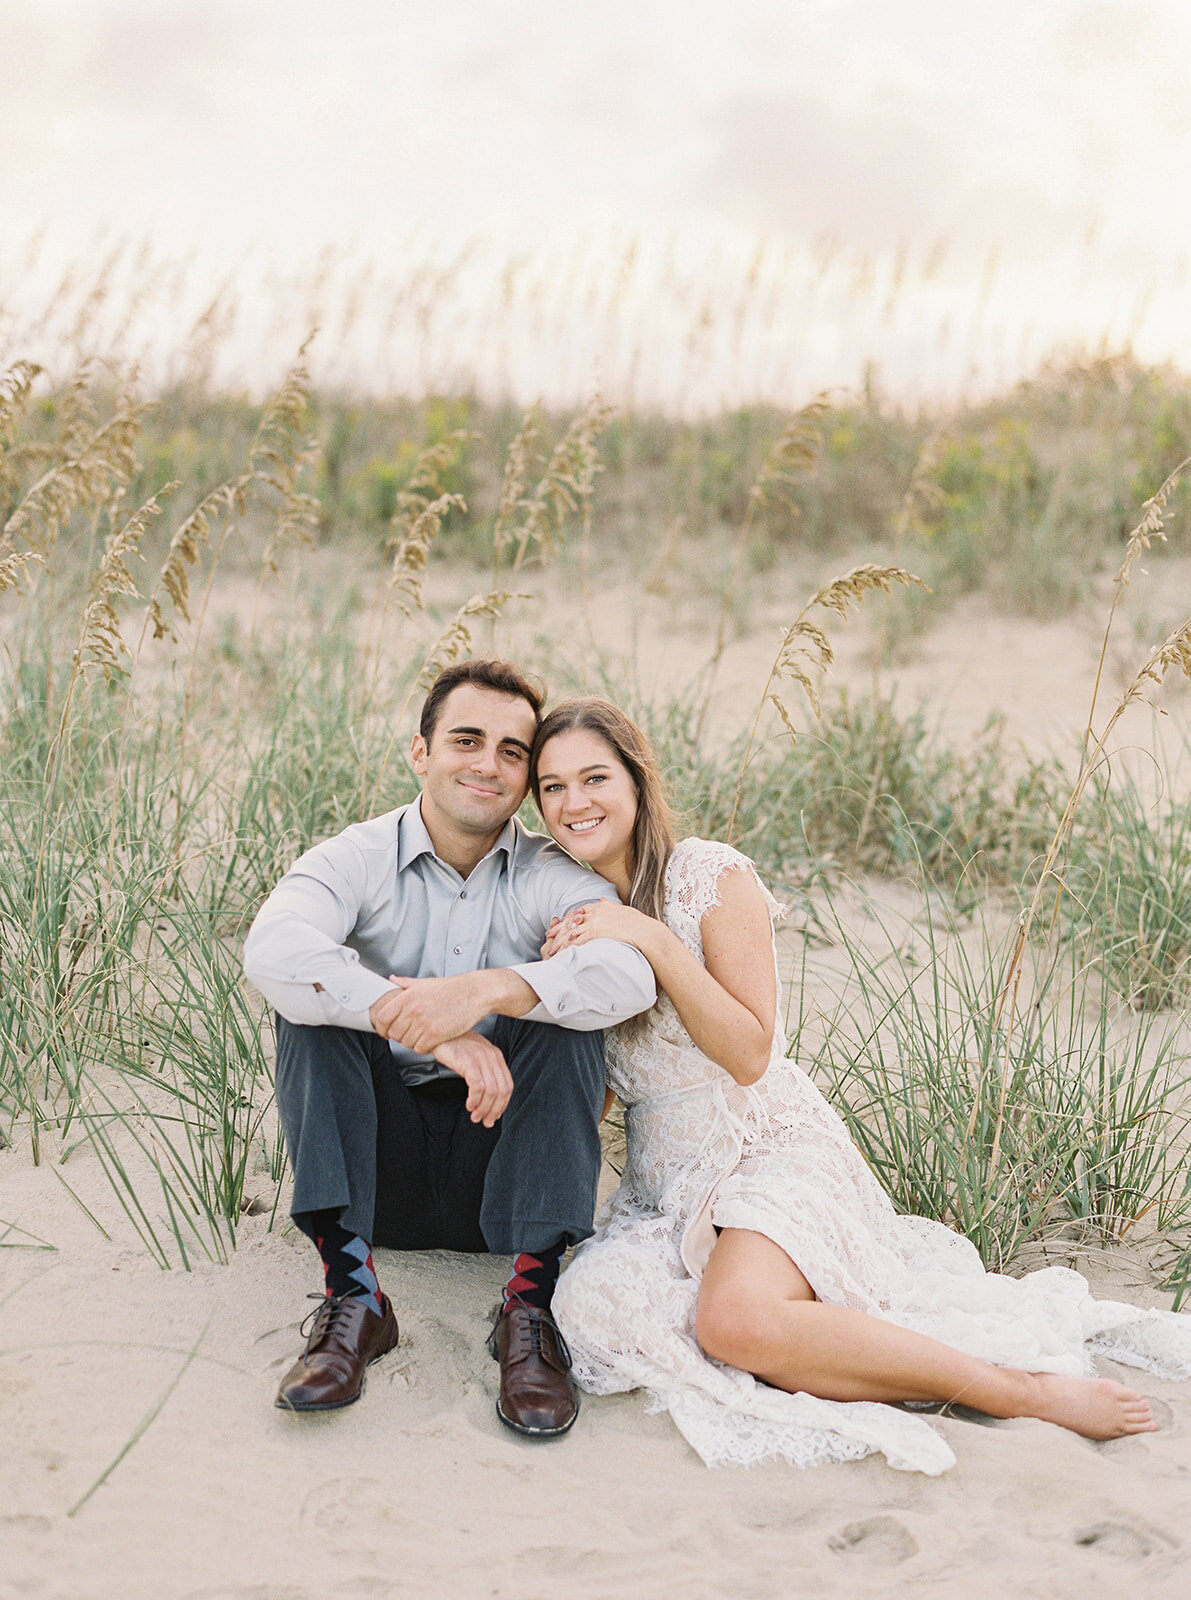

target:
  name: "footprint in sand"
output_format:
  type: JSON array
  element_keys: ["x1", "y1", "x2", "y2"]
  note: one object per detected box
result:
[
  {"x1": 184, "y1": 1587, "x2": 312, "y2": 1600},
  {"x1": 299, "y1": 1475, "x2": 420, "y2": 1559},
  {"x1": 0, "y1": 1513, "x2": 51, "y2": 1536},
  {"x1": 828, "y1": 1515, "x2": 917, "y2": 1564},
  {"x1": 1147, "y1": 1397, "x2": 1176, "y2": 1430},
  {"x1": 1073, "y1": 1521, "x2": 1178, "y2": 1562}
]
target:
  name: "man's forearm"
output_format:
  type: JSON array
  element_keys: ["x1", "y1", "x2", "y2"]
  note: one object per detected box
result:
[
  {"x1": 370, "y1": 966, "x2": 539, "y2": 1051},
  {"x1": 477, "y1": 966, "x2": 540, "y2": 1019}
]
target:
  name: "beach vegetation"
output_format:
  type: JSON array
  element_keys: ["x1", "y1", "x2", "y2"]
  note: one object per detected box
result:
[{"x1": 1, "y1": 340, "x2": 1189, "y2": 1304}]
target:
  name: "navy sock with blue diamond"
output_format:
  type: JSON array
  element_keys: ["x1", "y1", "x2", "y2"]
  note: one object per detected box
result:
[{"x1": 308, "y1": 1209, "x2": 384, "y2": 1316}]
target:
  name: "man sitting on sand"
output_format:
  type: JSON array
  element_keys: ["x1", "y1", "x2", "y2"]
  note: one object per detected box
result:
[{"x1": 243, "y1": 658, "x2": 655, "y2": 1437}]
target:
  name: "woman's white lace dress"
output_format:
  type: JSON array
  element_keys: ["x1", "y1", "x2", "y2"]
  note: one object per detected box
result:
[{"x1": 552, "y1": 837, "x2": 1191, "y2": 1474}]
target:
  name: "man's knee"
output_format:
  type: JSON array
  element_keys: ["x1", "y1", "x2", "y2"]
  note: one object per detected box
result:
[
  {"x1": 275, "y1": 1015, "x2": 383, "y2": 1072},
  {"x1": 495, "y1": 1018, "x2": 605, "y2": 1096}
]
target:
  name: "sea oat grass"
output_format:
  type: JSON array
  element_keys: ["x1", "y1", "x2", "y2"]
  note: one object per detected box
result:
[
  {"x1": 1063, "y1": 773, "x2": 1191, "y2": 1010},
  {"x1": 796, "y1": 885, "x2": 1191, "y2": 1269},
  {"x1": 2, "y1": 339, "x2": 1189, "y2": 1280},
  {"x1": 725, "y1": 564, "x2": 924, "y2": 843}
]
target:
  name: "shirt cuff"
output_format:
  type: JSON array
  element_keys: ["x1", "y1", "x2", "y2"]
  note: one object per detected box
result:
[
  {"x1": 507, "y1": 948, "x2": 637, "y2": 1027},
  {"x1": 506, "y1": 954, "x2": 561, "y2": 1020},
  {"x1": 294, "y1": 966, "x2": 395, "y2": 1030}
]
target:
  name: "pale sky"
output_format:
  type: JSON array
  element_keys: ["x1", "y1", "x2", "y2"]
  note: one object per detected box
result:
[{"x1": 3, "y1": 0, "x2": 1189, "y2": 406}]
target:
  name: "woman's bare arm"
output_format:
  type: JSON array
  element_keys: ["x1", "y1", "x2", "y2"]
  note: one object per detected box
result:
[{"x1": 548, "y1": 869, "x2": 775, "y2": 1085}]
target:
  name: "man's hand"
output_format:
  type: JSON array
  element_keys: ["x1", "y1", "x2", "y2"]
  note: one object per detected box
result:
[
  {"x1": 368, "y1": 968, "x2": 537, "y2": 1054},
  {"x1": 433, "y1": 1032, "x2": 514, "y2": 1127},
  {"x1": 369, "y1": 973, "x2": 489, "y2": 1052}
]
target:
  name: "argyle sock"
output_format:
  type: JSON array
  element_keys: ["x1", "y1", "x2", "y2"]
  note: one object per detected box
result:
[
  {"x1": 308, "y1": 1209, "x2": 384, "y2": 1316},
  {"x1": 503, "y1": 1238, "x2": 565, "y2": 1313}
]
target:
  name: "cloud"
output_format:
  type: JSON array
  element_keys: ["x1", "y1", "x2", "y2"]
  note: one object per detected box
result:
[
  {"x1": 1051, "y1": 1, "x2": 1191, "y2": 153},
  {"x1": 692, "y1": 84, "x2": 1080, "y2": 258},
  {"x1": 85, "y1": 1, "x2": 235, "y2": 111},
  {"x1": 0, "y1": 0, "x2": 257, "y2": 182},
  {"x1": 697, "y1": 90, "x2": 950, "y2": 244},
  {"x1": 4, "y1": 0, "x2": 1189, "y2": 277}
]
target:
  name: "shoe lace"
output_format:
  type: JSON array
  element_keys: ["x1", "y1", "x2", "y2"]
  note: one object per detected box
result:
[
  {"x1": 487, "y1": 1294, "x2": 573, "y2": 1369},
  {"x1": 299, "y1": 1292, "x2": 356, "y2": 1349}
]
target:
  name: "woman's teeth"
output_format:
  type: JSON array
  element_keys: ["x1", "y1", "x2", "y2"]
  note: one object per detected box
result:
[{"x1": 569, "y1": 818, "x2": 602, "y2": 832}]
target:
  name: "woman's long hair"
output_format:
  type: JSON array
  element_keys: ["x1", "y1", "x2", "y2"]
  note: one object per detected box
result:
[{"x1": 531, "y1": 697, "x2": 677, "y2": 920}]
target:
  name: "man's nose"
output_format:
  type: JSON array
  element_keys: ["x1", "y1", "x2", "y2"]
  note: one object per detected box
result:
[{"x1": 469, "y1": 745, "x2": 499, "y2": 775}]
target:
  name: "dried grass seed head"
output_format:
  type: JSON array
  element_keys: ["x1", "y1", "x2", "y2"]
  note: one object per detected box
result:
[
  {"x1": 416, "y1": 590, "x2": 524, "y2": 689},
  {"x1": 748, "y1": 395, "x2": 828, "y2": 515},
  {"x1": 493, "y1": 407, "x2": 542, "y2": 556},
  {"x1": 3, "y1": 389, "x2": 148, "y2": 555},
  {"x1": 76, "y1": 485, "x2": 174, "y2": 681},
  {"x1": 1116, "y1": 454, "x2": 1191, "y2": 587}
]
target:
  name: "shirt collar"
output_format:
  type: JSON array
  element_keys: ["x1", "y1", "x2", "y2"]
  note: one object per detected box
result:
[{"x1": 398, "y1": 796, "x2": 519, "y2": 873}]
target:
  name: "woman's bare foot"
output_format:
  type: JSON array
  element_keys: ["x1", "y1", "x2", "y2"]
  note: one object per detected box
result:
[{"x1": 1027, "y1": 1373, "x2": 1156, "y2": 1440}]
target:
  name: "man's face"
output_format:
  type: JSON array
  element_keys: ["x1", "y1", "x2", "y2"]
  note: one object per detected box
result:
[{"x1": 410, "y1": 683, "x2": 537, "y2": 846}]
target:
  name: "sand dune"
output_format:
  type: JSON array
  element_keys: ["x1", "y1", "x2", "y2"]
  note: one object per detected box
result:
[{"x1": 4, "y1": 584, "x2": 1191, "y2": 1600}]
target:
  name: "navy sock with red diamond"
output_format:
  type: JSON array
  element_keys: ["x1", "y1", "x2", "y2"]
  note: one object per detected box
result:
[
  {"x1": 503, "y1": 1238, "x2": 566, "y2": 1313},
  {"x1": 308, "y1": 1209, "x2": 384, "y2": 1317}
]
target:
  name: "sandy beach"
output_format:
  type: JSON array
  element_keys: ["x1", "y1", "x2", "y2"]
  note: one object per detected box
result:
[
  {"x1": 3, "y1": 1142, "x2": 1190, "y2": 1600},
  {"x1": 4, "y1": 587, "x2": 1191, "y2": 1600}
]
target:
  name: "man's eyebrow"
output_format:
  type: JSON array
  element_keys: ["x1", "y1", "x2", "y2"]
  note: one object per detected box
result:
[{"x1": 446, "y1": 724, "x2": 531, "y2": 754}]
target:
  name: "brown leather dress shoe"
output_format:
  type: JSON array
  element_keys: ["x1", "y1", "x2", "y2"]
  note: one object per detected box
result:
[
  {"x1": 488, "y1": 1297, "x2": 578, "y2": 1437},
  {"x1": 275, "y1": 1293, "x2": 399, "y2": 1412}
]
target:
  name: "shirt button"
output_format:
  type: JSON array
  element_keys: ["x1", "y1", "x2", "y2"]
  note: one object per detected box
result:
[
  {"x1": 453, "y1": 946, "x2": 462, "y2": 955},
  {"x1": 460, "y1": 890, "x2": 468, "y2": 899}
]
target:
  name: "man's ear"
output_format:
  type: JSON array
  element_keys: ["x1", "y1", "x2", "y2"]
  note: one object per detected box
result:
[{"x1": 409, "y1": 731, "x2": 428, "y2": 776}]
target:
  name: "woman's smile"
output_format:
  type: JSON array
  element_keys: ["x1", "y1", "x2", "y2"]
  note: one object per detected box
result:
[{"x1": 535, "y1": 727, "x2": 639, "y2": 887}]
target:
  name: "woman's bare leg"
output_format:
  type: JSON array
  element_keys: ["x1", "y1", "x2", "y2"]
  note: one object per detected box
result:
[{"x1": 695, "y1": 1229, "x2": 1155, "y2": 1441}]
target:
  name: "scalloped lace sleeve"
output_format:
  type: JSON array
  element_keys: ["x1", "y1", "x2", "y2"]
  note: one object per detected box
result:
[{"x1": 665, "y1": 837, "x2": 785, "y2": 954}]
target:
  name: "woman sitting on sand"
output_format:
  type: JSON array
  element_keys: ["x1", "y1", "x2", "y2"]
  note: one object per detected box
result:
[{"x1": 531, "y1": 696, "x2": 1191, "y2": 1474}]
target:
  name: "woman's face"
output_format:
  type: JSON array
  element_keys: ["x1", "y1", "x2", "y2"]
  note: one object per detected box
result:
[{"x1": 535, "y1": 728, "x2": 639, "y2": 880}]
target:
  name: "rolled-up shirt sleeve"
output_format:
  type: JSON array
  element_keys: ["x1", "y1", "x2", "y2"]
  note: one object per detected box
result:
[
  {"x1": 243, "y1": 863, "x2": 393, "y2": 1031},
  {"x1": 509, "y1": 939, "x2": 656, "y2": 1030}
]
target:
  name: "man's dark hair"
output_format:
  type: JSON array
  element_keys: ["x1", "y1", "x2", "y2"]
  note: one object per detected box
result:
[{"x1": 419, "y1": 658, "x2": 546, "y2": 745}]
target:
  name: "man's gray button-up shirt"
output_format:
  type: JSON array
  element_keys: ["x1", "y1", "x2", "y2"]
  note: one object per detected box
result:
[{"x1": 243, "y1": 799, "x2": 656, "y2": 1085}]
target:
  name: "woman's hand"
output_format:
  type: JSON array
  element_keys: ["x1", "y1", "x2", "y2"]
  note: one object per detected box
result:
[
  {"x1": 541, "y1": 914, "x2": 573, "y2": 959},
  {"x1": 540, "y1": 899, "x2": 658, "y2": 959}
]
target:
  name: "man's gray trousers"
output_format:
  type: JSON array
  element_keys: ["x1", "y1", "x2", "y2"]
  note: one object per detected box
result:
[{"x1": 273, "y1": 1014, "x2": 606, "y2": 1256}]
